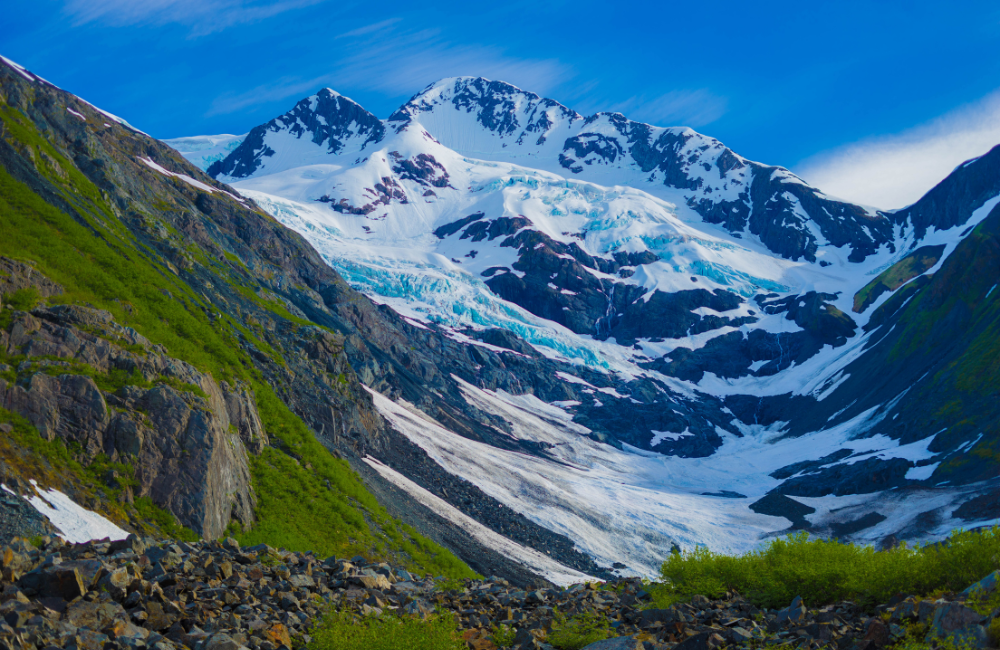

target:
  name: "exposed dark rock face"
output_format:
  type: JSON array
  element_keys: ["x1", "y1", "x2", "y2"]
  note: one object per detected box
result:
[
  {"x1": 769, "y1": 450, "x2": 853, "y2": 480},
  {"x1": 0, "y1": 280, "x2": 259, "y2": 539},
  {"x1": 776, "y1": 458, "x2": 913, "y2": 498},
  {"x1": 559, "y1": 133, "x2": 625, "y2": 172},
  {"x1": 829, "y1": 512, "x2": 888, "y2": 538},
  {"x1": 953, "y1": 490, "x2": 1000, "y2": 522},
  {"x1": 652, "y1": 292, "x2": 856, "y2": 383},
  {"x1": 390, "y1": 151, "x2": 451, "y2": 188},
  {"x1": 749, "y1": 493, "x2": 816, "y2": 529},
  {"x1": 207, "y1": 88, "x2": 385, "y2": 179},
  {"x1": 891, "y1": 144, "x2": 1000, "y2": 238},
  {"x1": 319, "y1": 175, "x2": 409, "y2": 214}
]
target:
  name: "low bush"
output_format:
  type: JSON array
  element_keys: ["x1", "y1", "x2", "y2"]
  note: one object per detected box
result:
[
  {"x1": 657, "y1": 529, "x2": 1000, "y2": 610},
  {"x1": 891, "y1": 621, "x2": 981, "y2": 650},
  {"x1": 547, "y1": 610, "x2": 613, "y2": 650},
  {"x1": 132, "y1": 496, "x2": 199, "y2": 542},
  {"x1": 490, "y1": 624, "x2": 517, "y2": 648},
  {"x1": 309, "y1": 610, "x2": 465, "y2": 650},
  {"x1": 3, "y1": 287, "x2": 41, "y2": 311}
]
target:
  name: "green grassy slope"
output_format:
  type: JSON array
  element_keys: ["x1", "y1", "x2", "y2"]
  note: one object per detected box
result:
[{"x1": 853, "y1": 244, "x2": 945, "y2": 313}]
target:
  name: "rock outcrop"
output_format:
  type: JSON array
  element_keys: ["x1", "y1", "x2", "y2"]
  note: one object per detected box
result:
[{"x1": 0, "y1": 261, "x2": 259, "y2": 539}]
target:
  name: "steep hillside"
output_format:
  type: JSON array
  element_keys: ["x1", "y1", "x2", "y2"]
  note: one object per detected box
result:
[{"x1": 0, "y1": 57, "x2": 489, "y2": 581}]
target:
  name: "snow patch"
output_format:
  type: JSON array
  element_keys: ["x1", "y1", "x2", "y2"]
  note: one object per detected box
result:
[
  {"x1": 12, "y1": 481, "x2": 129, "y2": 544},
  {"x1": 139, "y1": 157, "x2": 245, "y2": 203}
]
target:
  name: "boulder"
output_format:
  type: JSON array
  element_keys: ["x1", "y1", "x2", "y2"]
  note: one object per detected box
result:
[
  {"x1": 775, "y1": 596, "x2": 807, "y2": 624},
  {"x1": 963, "y1": 570, "x2": 1000, "y2": 597},
  {"x1": 638, "y1": 608, "x2": 677, "y2": 627},
  {"x1": 64, "y1": 601, "x2": 127, "y2": 629},
  {"x1": 674, "y1": 631, "x2": 726, "y2": 650},
  {"x1": 350, "y1": 574, "x2": 390, "y2": 591},
  {"x1": 580, "y1": 636, "x2": 644, "y2": 650},
  {"x1": 18, "y1": 566, "x2": 86, "y2": 600},
  {"x1": 863, "y1": 618, "x2": 891, "y2": 649},
  {"x1": 927, "y1": 602, "x2": 986, "y2": 647}
]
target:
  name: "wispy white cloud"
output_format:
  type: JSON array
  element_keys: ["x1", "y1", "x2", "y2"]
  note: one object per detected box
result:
[
  {"x1": 335, "y1": 17, "x2": 402, "y2": 39},
  {"x1": 796, "y1": 90, "x2": 1000, "y2": 210},
  {"x1": 204, "y1": 25, "x2": 574, "y2": 117},
  {"x1": 205, "y1": 74, "x2": 333, "y2": 116},
  {"x1": 600, "y1": 89, "x2": 728, "y2": 128},
  {"x1": 62, "y1": 0, "x2": 327, "y2": 36},
  {"x1": 330, "y1": 28, "x2": 572, "y2": 97}
]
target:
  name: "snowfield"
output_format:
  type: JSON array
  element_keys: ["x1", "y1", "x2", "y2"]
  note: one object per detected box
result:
[{"x1": 365, "y1": 381, "x2": 974, "y2": 578}]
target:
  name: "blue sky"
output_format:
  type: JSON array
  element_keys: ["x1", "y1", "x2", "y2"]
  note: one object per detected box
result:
[{"x1": 3, "y1": 0, "x2": 1000, "y2": 208}]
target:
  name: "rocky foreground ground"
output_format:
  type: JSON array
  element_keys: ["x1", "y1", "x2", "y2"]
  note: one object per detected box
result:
[{"x1": 0, "y1": 535, "x2": 996, "y2": 650}]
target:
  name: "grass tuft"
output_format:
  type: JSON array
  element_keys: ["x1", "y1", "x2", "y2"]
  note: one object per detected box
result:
[
  {"x1": 3, "y1": 287, "x2": 42, "y2": 311},
  {"x1": 309, "y1": 610, "x2": 465, "y2": 650},
  {"x1": 656, "y1": 529, "x2": 1000, "y2": 611},
  {"x1": 547, "y1": 610, "x2": 613, "y2": 650}
]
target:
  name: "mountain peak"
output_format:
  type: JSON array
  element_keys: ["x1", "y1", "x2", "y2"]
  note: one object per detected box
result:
[
  {"x1": 388, "y1": 76, "x2": 581, "y2": 133},
  {"x1": 207, "y1": 84, "x2": 385, "y2": 179}
]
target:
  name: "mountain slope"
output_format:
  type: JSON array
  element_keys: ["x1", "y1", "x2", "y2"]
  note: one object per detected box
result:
[{"x1": 0, "y1": 57, "x2": 494, "y2": 581}]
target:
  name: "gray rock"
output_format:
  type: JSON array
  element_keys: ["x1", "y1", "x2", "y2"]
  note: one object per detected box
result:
[
  {"x1": 638, "y1": 608, "x2": 678, "y2": 627},
  {"x1": 928, "y1": 602, "x2": 983, "y2": 642},
  {"x1": 775, "y1": 596, "x2": 807, "y2": 624},
  {"x1": 287, "y1": 574, "x2": 314, "y2": 589},
  {"x1": 963, "y1": 570, "x2": 1000, "y2": 597},
  {"x1": 18, "y1": 566, "x2": 86, "y2": 600},
  {"x1": 863, "y1": 618, "x2": 891, "y2": 649},
  {"x1": 674, "y1": 631, "x2": 726, "y2": 650},
  {"x1": 580, "y1": 636, "x2": 643, "y2": 650},
  {"x1": 202, "y1": 633, "x2": 250, "y2": 650}
]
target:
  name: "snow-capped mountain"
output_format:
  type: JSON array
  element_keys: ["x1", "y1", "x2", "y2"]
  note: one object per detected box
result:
[{"x1": 167, "y1": 77, "x2": 1000, "y2": 579}]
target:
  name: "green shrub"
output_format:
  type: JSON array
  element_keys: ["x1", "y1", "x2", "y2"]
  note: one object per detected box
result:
[
  {"x1": 133, "y1": 496, "x2": 199, "y2": 542},
  {"x1": 891, "y1": 621, "x2": 982, "y2": 650},
  {"x1": 490, "y1": 624, "x2": 517, "y2": 648},
  {"x1": 966, "y1": 583, "x2": 1000, "y2": 616},
  {"x1": 547, "y1": 610, "x2": 613, "y2": 650},
  {"x1": 434, "y1": 577, "x2": 466, "y2": 593},
  {"x1": 3, "y1": 287, "x2": 41, "y2": 311},
  {"x1": 658, "y1": 529, "x2": 1000, "y2": 610},
  {"x1": 309, "y1": 610, "x2": 465, "y2": 650}
]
